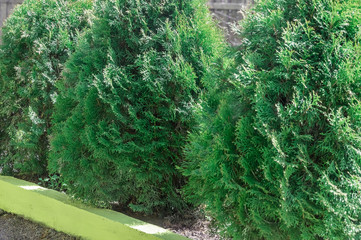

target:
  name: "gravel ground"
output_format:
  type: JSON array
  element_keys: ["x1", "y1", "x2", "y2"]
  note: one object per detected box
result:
[{"x1": 0, "y1": 210, "x2": 79, "y2": 240}]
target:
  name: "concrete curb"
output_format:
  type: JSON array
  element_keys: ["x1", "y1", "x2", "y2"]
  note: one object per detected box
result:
[{"x1": 0, "y1": 176, "x2": 188, "y2": 240}]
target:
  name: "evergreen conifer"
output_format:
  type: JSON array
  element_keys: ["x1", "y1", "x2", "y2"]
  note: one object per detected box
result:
[
  {"x1": 0, "y1": 0, "x2": 93, "y2": 176},
  {"x1": 49, "y1": 0, "x2": 223, "y2": 213},
  {"x1": 182, "y1": 0, "x2": 361, "y2": 238}
]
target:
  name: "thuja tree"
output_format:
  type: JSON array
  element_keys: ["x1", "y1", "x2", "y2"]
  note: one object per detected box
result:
[
  {"x1": 0, "y1": 0, "x2": 93, "y2": 177},
  {"x1": 49, "y1": 0, "x2": 223, "y2": 212},
  {"x1": 182, "y1": 0, "x2": 361, "y2": 239}
]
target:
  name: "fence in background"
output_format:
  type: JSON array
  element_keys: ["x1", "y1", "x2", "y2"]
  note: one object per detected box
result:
[
  {"x1": 208, "y1": 0, "x2": 254, "y2": 45},
  {"x1": 0, "y1": 0, "x2": 253, "y2": 45},
  {"x1": 0, "y1": 0, "x2": 22, "y2": 43}
]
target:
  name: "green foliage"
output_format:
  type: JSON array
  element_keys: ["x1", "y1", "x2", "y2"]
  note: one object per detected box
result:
[
  {"x1": 49, "y1": 0, "x2": 224, "y2": 213},
  {"x1": 182, "y1": 0, "x2": 361, "y2": 239},
  {"x1": 38, "y1": 174, "x2": 66, "y2": 191},
  {"x1": 0, "y1": 0, "x2": 93, "y2": 177}
]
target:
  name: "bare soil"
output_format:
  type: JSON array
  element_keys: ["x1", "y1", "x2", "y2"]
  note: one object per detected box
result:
[
  {"x1": 162, "y1": 214, "x2": 221, "y2": 240},
  {"x1": 113, "y1": 206, "x2": 222, "y2": 240},
  {"x1": 0, "y1": 210, "x2": 79, "y2": 240}
]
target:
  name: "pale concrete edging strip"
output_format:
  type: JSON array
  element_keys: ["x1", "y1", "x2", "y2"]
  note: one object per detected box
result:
[{"x1": 0, "y1": 176, "x2": 188, "y2": 240}]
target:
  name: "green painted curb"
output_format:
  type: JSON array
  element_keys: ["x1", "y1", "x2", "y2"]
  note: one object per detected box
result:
[{"x1": 0, "y1": 176, "x2": 188, "y2": 240}]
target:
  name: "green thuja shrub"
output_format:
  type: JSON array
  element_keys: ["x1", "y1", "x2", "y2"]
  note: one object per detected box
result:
[
  {"x1": 182, "y1": 0, "x2": 361, "y2": 239},
  {"x1": 49, "y1": 0, "x2": 224, "y2": 213},
  {"x1": 0, "y1": 0, "x2": 93, "y2": 177}
]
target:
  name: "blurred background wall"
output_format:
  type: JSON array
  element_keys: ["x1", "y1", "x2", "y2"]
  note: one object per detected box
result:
[
  {"x1": 0, "y1": 0, "x2": 253, "y2": 45},
  {"x1": 208, "y1": 0, "x2": 254, "y2": 45},
  {"x1": 0, "y1": 0, "x2": 22, "y2": 43}
]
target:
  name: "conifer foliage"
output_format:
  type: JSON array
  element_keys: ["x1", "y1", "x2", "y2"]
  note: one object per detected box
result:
[
  {"x1": 182, "y1": 0, "x2": 361, "y2": 239},
  {"x1": 0, "y1": 0, "x2": 92, "y2": 176},
  {"x1": 49, "y1": 0, "x2": 223, "y2": 212}
]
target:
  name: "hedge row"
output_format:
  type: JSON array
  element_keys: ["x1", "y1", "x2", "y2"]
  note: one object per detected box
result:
[
  {"x1": 0, "y1": 0, "x2": 224, "y2": 214},
  {"x1": 2, "y1": 0, "x2": 361, "y2": 239}
]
